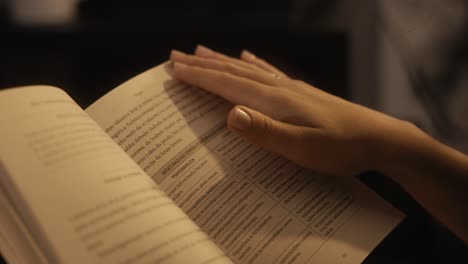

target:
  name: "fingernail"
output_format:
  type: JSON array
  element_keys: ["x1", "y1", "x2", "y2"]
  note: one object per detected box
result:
[
  {"x1": 231, "y1": 107, "x2": 251, "y2": 131},
  {"x1": 196, "y1": 45, "x2": 214, "y2": 56},
  {"x1": 242, "y1": 50, "x2": 256, "y2": 61},
  {"x1": 173, "y1": 62, "x2": 188, "y2": 71},
  {"x1": 170, "y1": 50, "x2": 185, "y2": 60}
]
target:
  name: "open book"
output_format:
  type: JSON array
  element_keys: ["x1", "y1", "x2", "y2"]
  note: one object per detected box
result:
[{"x1": 0, "y1": 63, "x2": 403, "y2": 264}]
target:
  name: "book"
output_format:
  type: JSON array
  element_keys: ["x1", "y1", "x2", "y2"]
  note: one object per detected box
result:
[{"x1": 0, "y1": 63, "x2": 403, "y2": 264}]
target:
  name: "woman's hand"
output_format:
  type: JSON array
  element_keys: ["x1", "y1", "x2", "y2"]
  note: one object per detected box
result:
[
  {"x1": 170, "y1": 45, "x2": 468, "y2": 243},
  {"x1": 169, "y1": 45, "x2": 414, "y2": 177}
]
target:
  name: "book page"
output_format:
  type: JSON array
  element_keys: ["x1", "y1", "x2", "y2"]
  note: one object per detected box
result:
[
  {"x1": 0, "y1": 172, "x2": 47, "y2": 264},
  {"x1": 0, "y1": 86, "x2": 231, "y2": 264},
  {"x1": 87, "y1": 63, "x2": 403, "y2": 264}
]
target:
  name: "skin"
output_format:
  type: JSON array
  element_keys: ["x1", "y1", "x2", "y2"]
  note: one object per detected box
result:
[{"x1": 169, "y1": 45, "x2": 468, "y2": 243}]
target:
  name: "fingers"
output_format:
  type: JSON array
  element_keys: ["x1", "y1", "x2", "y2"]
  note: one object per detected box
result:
[
  {"x1": 195, "y1": 45, "x2": 286, "y2": 79},
  {"x1": 227, "y1": 105, "x2": 314, "y2": 165},
  {"x1": 240, "y1": 50, "x2": 288, "y2": 78},
  {"x1": 170, "y1": 50, "x2": 283, "y2": 87},
  {"x1": 173, "y1": 62, "x2": 279, "y2": 114},
  {"x1": 194, "y1": 45, "x2": 288, "y2": 79},
  {"x1": 170, "y1": 49, "x2": 319, "y2": 119}
]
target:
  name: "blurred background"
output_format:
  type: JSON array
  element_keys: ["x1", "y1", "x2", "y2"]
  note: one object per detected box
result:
[{"x1": 0, "y1": 0, "x2": 467, "y2": 263}]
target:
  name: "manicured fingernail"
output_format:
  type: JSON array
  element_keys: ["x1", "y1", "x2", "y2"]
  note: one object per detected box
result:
[
  {"x1": 173, "y1": 62, "x2": 188, "y2": 71},
  {"x1": 196, "y1": 45, "x2": 214, "y2": 56},
  {"x1": 242, "y1": 50, "x2": 256, "y2": 61},
  {"x1": 170, "y1": 50, "x2": 185, "y2": 60},
  {"x1": 231, "y1": 107, "x2": 251, "y2": 130}
]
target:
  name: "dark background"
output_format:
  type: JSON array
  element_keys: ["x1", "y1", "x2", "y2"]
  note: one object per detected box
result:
[
  {"x1": 0, "y1": 0, "x2": 467, "y2": 263},
  {"x1": 0, "y1": 0, "x2": 347, "y2": 108}
]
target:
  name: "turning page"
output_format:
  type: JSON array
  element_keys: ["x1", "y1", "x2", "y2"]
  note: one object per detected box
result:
[
  {"x1": 87, "y1": 63, "x2": 403, "y2": 264},
  {"x1": 0, "y1": 86, "x2": 231, "y2": 264}
]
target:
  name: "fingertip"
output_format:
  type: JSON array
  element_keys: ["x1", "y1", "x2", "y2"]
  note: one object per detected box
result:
[
  {"x1": 241, "y1": 50, "x2": 256, "y2": 62},
  {"x1": 228, "y1": 106, "x2": 252, "y2": 131},
  {"x1": 195, "y1": 45, "x2": 214, "y2": 57},
  {"x1": 170, "y1": 50, "x2": 185, "y2": 61}
]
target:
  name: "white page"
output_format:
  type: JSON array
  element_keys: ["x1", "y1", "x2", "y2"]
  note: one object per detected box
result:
[
  {"x1": 87, "y1": 63, "x2": 403, "y2": 264},
  {"x1": 0, "y1": 86, "x2": 231, "y2": 264}
]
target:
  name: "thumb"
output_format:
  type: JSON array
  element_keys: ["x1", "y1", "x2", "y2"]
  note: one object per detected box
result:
[{"x1": 227, "y1": 105, "x2": 306, "y2": 161}]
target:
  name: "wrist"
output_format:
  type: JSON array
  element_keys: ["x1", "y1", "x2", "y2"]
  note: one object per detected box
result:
[
  {"x1": 367, "y1": 119, "x2": 426, "y2": 179},
  {"x1": 372, "y1": 119, "x2": 468, "y2": 183}
]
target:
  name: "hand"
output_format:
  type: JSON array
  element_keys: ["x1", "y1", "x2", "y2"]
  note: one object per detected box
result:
[
  {"x1": 169, "y1": 45, "x2": 414, "y2": 176},
  {"x1": 169, "y1": 45, "x2": 468, "y2": 242}
]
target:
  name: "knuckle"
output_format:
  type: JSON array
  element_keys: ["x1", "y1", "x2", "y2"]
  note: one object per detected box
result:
[
  {"x1": 223, "y1": 62, "x2": 238, "y2": 72},
  {"x1": 269, "y1": 91, "x2": 295, "y2": 107},
  {"x1": 198, "y1": 57, "x2": 215, "y2": 67},
  {"x1": 261, "y1": 115, "x2": 274, "y2": 132},
  {"x1": 186, "y1": 55, "x2": 202, "y2": 66},
  {"x1": 217, "y1": 72, "x2": 232, "y2": 81},
  {"x1": 186, "y1": 55, "x2": 196, "y2": 63},
  {"x1": 250, "y1": 114, "x2": 275, "y2": 144}
]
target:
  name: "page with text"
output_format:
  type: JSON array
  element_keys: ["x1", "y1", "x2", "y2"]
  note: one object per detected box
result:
[
  {"x1": 0, "y1": 86, "x2": 231, "y2": 264},
  {"x1": 87, "y1": 64, "x2": 403, "y2": 264}
]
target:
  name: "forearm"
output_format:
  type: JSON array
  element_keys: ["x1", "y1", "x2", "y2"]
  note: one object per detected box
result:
[{"x1": 376, "y1": 122, "x2": 468, "y2": 243}]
